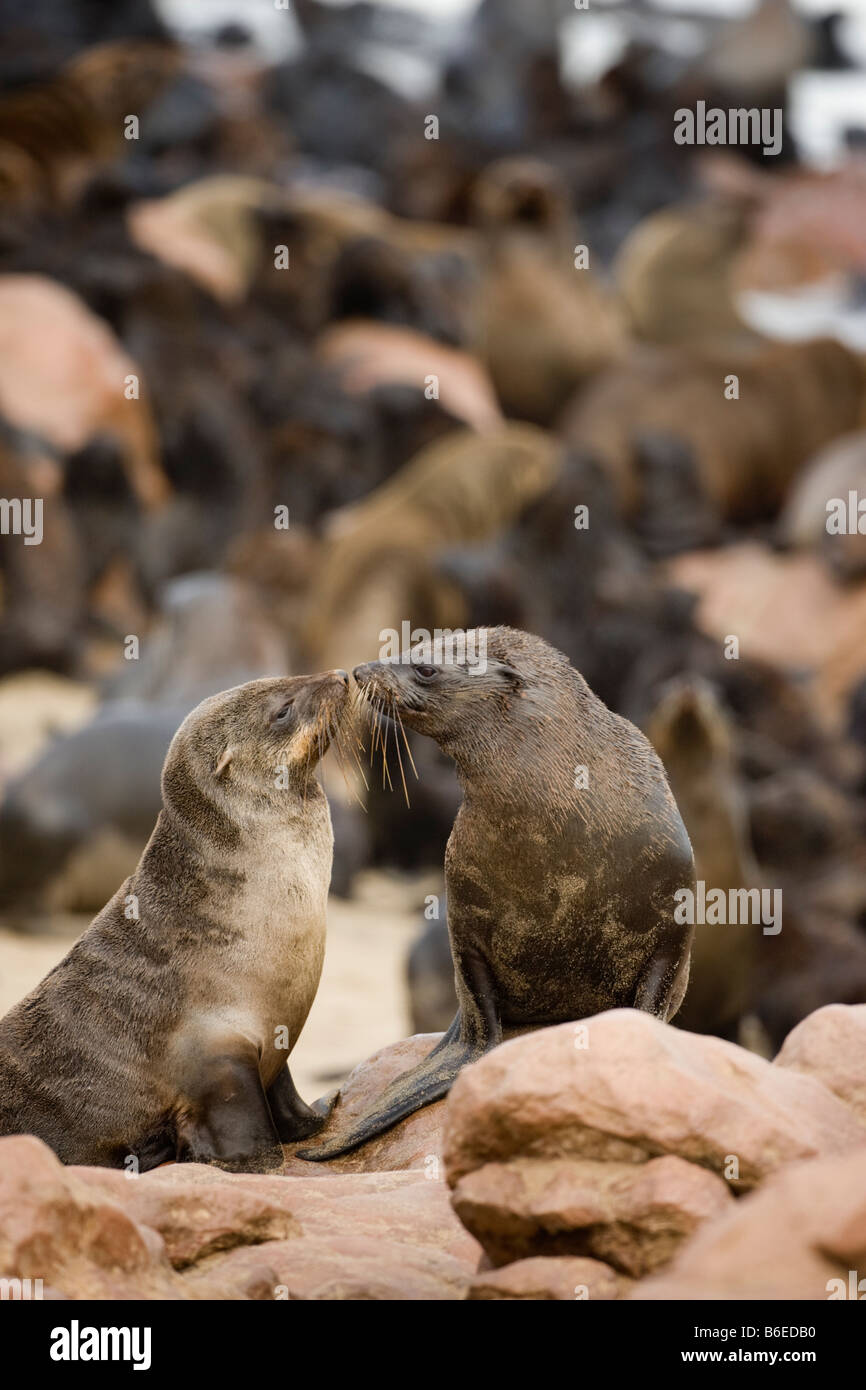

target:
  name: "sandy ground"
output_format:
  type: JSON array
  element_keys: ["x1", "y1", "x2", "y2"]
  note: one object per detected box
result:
[
  {"x1": 0, "y1": 671, "x2": 95, "y2": 783},
  {"x1": 0, "y1": 870, "x2": 426, "y2": 1103}
]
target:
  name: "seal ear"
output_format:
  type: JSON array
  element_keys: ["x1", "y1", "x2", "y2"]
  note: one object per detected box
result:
[{"x1": 214, "y1": 746, "x2": 234, "y2": 778}]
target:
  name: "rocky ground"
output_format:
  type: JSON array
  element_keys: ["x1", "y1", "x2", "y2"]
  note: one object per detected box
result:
[{"x1": 2, "y1": 1004, "x2": 865, "y2": 1300}]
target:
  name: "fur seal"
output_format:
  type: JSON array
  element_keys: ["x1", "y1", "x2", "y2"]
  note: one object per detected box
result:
[
  {"x1": 0, "y1": 670, "x2": 350, "y2": 1171},
  {"x1": 468, "y1": 158, "x2": 625, "y2": 425},
  {"x1": 561, "y1": 337, "x2": 865, "y2": 522},
  {"x1": 298, "y1": 626, "x2": 695, "y2": 1160},
  {"x1": 779, "y1": 430, "x2": 866, "y2": 582},
  {"x1": 647, "y1": 677, "x2": 760, "y2": 1040}
]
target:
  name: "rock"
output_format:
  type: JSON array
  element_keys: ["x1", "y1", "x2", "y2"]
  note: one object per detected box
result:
[
  {"x1": 0, "y1": 1136, "x2": 185, "y2": 1299},
  {"x1": 452, "y1": 1154, "x2": 733, "y2": 1275},
  {"x1": 0, "y1": 274, "x2": 168, "y2": 509},
  {"x1": 74, "y1": 1163, "x2": 480, "y2": 1282},
  {"x1": 267, "y1": 1170, "x2": 480, "y2": 1269},
  {"x1": 443, "y1": 1010, "x2": 866, "y2": 1189},
  {"x1": 184, "y1": 1235, "x2": 469, "y2": 1301},
  {"x1": 468, "y1": 1255, "x2": 628, "y2": 1301},
  {"x1": 285, "y1": 1033, "x2": 448, "y2": 1174},
  {"x1": 70, "y1": 1163, "x2": 301, "y2": 1269},
  {"x1": 632, "y1": 1148, "x2": 866, "y2": 1300},
  {"x1": 667, "y1": 543, "x2": 866, "y2": 722},
  {"x1": 774, "y1": 1004, "x2": 866, "y2": 1125},
  {"x1": 316, "y1": 321, "x2": 503, "y2": 435}
]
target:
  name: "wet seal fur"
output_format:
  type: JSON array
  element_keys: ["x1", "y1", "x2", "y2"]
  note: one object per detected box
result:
[
  {"x1": 299, "y1": 626, "x2": 695, "y2": 1159},
  {"x1": 0, "y1": 671, "x2": 350, "y2": 1172}
]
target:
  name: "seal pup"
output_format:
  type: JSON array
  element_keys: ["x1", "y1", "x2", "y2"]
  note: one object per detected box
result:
[
  {"x1": 298, "y1": 627, "x2": 695, "y2": 1159},
  {"x1": 0, "y1": 670, "x2": 350, "y2": 1172}
]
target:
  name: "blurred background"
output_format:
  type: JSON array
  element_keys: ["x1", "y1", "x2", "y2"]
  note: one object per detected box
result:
[{"x1": 1, "y1": 0, "x2": 866, "y2": 1098}]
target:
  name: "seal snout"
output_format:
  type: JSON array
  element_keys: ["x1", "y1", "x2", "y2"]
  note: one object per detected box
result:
[{"x1": 352, "y1": 662, "x2": 395, "y2": 704}]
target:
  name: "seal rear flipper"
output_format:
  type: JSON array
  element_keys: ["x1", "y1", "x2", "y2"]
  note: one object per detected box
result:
[
  {"x1": 295, "y1": 1021, "x2": 485, "y2": 1161},
  {"x1": 266, "y1": 1063, "x2": 336, "y2": 1142},
  {"x1": 177, "y1": 1052, "x2": 284, "y2": 1173}
]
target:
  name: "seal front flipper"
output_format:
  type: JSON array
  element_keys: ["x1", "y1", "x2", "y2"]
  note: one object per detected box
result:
[
  {"x1": 177, "y1": 1049, "x2": 284, "y2": 1173},
  {"x1": 266, "y1": 1063, "x2": 336, "y2": 1142},
  {"x1": 298, "y1": 948, "x2": 500, "y2": 1161},
  {"x1": 633, "y1": 927, "x2": 693, "y2": 1021}
]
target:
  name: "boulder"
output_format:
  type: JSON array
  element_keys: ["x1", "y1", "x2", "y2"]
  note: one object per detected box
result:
[
  {"x1": 632, "y1": 1148, "x2": 866, "y2": 1300},
  {"x1": 183, "y1": 1235, "x2": 469, "y2": 1301},
  {"x1": 468, "y1": 1255, "x2": 628, "y2": 1301},
  {"x1": 443, "y1": 1010, "x2": 866, "y2": 1189},
  {"x1": 774, "y1": 1004, "x2": 866, "y2": 1125},
  {"x1": 73, "y1": 1163, "x2": 480, "y2": 1280},
  {"x1": 0, "y1": 274, "x2": 167, "y2": 509},
  {"x1": 70, "y1": 1163, "x2": 301, "y2": 1270},
  {"x1": 0, "y1": 1136, "x2": 185, "y2": 1299},
  {"x1": 452, "y1": 1154, "x2": 732, "y2": 1275}
]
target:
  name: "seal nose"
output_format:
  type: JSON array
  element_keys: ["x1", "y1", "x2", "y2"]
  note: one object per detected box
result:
[
  {"x1": 353, "y1": 663, "x2": 372, "y2": 685},
  {"x1": 332, "y1": 669, "x2": 350, "y2": 686}
]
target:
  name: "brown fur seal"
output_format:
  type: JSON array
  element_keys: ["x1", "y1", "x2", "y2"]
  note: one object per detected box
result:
[
  {"x1": 779, "y1": 430, "x2": 866, "y2": 582},
  {"x1": 468, "y1": 158, "x2": 625, "y2": 424},
  {"x1": 298, "y1": 626, "x2": 695, "y2": 1160},
  {"x1": 612, "y1": 198, "x2": 754, "y2": 348},
  {"x1": 305, "y1": 424, "x2": 560, "y2": 675},
  {"x1": 647, "y1": 677, "x2": 760, "y2": 1039},
  {"x1": 561, "y1": 337, "x2": 865, "y2": 521},
  {"x1": 0, "y1": 670, "x2": 350, "y2": 1172}
]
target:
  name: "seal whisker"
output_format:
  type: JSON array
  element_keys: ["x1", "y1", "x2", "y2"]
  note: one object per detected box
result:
[
  {"x1": 393, "y1": 705, "x2": 419, "y2": 781},
  {"x1": 380, "y1": 706, "x2": 393, "y2": 792},
  {"x1": 391, "y1": 705, "x2": 411, "y2": 808}
]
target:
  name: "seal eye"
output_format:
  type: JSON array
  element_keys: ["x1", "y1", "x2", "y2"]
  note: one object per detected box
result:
[
  {"x1": 272, "y1": 700, "x2": 294, "y2": 724},
  {"x1": 414, "y1": 665, "x2": 437, "y2": 681}
]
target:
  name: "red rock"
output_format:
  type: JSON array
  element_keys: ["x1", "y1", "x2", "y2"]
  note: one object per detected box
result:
[
  {"x1": 184, "y1": 1235, "x2": 469, "y2": 1301},
  {"x1": 452, "y1": 1154, "x2": 732, "y2": 1274},
  {"x1": 667, "y1": 543, "x2": 866, "y2": 721},
  {"x1": 0, "y1": 1136, "x2": 184, "y2": 1299},
  {"x1": 0, "y1": 274, "x2": 168, "y2": 509},
  {"x1": 316, "y1": 321, "x2": 503, "y2": 434},
  {"x1": 73, "y1": 1162, "x2": 480, "y2": 1279},
  {"x1": 70, "y1": 1163, "x2": 300, "y2": 1269},
  {"x1": 632, "y1": 1148, "x2": 866, "y2": 1300},
  {"x1": 468, "y1": 1255, "x2": 628, "y2": 1301},
  {"x1": 774, "y1": 1005, "x2": 866, "y2": 1125},
  {"x1": 443, "y1": 1010, "x2": 866, "y2": 1189}
]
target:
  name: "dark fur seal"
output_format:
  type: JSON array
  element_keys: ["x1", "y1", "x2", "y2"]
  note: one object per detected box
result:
[
  {"x1": 299, "y1": 626, "x2": 695, "y2": 1159},
  {"x1": 0, "y1": 671, "x2": 350, "y2": 1172}
]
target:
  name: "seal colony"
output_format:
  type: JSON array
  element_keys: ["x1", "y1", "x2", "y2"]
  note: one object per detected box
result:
[
  {"x1": 0, "y1": 670, "x2": 350, "y2": 1172},
  {"x1": 299, "y1": 626, "x2": 696, "y2": 1160}
]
